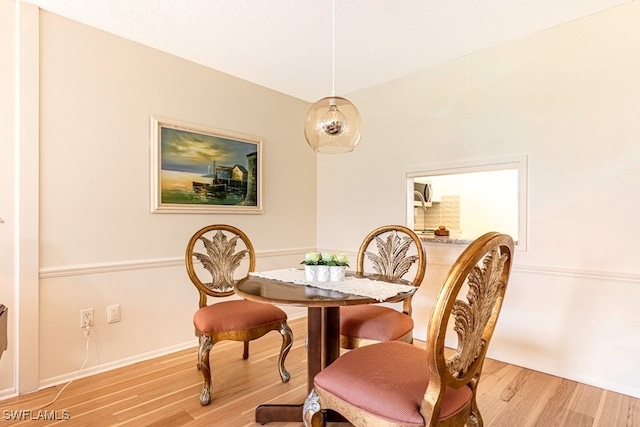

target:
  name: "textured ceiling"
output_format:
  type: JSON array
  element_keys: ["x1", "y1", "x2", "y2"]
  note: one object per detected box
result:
[{"x1": 20, "y1": 0, "x2": 630, "y2": 102}]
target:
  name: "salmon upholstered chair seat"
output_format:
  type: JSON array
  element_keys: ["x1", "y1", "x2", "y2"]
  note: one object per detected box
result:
[
  {"x1": 304, "y1": 232, "x2": 514, "y2": 427},
  {"x1": 193, "y1": 300, "x2": 287, "y2": 334},
  {"x1": 313, "y1": 342, "x2": 472, "y2": 426},
  {"x1": 340, "y1": 305, "x2": 414, "y2": 343},
  {"x1": 340, "y1": 225, "x2": 426, "y2": 349},
  {"x1": 186, "y1": 224, "x2": 292, "y2": 406}
]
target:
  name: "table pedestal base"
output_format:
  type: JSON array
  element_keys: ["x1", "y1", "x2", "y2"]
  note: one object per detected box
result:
[
  {"x1": 254, "y1": 307, "x2": 340, "y2": 424},
  {"x1": 255, "y1": 404, "x2": 345, "y2": 425},
  {"x1": 256, "y1": 404, "x2": 302, "y2": 424}
]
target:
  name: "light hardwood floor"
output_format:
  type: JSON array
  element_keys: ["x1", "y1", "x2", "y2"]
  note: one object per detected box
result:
[{"x1": 0, "y1": 316, "x2": 638, "y2": 426}]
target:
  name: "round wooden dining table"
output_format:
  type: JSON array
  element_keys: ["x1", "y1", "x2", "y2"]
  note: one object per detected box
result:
[{"x1": 235, "y1": 271, "x2": 416, "y2": 424}]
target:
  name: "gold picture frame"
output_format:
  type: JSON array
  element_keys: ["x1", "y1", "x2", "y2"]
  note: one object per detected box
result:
[{"x1": 150, "y1": 116, "x2": 263, "y2": 214}]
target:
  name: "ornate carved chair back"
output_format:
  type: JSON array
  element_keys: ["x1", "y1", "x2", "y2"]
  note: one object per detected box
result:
[
  {"x1": 422, "y1": 231, "x2": 514, "y2": 423},
  {"x1": 185, "y1": 224, "x2": 256, "y2": 308},
  {"x1": 356, "y1": 224, "x2": 426, "y2": 315}
]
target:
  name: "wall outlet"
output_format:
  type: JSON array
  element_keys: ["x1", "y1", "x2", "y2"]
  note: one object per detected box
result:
[
  {"x1": 80, "y1": 308, "x2": 94, "y2": 327},
  {"x1": 107, "y1": 304, "x2": 121, "y2": 323}
]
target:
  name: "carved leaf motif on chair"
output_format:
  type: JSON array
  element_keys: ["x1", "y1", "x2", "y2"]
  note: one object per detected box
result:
[
  {"x1": 192, "y1": 230, "x2": 248, "y2": 293},
  {"x1": 448, "y1": 247, "x2": 508, "y2": 377},
  {"x1": 365, "y1": 232, "x2": 418, "y2": 279}
]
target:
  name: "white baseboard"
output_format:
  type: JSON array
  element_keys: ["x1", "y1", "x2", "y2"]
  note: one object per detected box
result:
[
  {"x1": 0, "y1": 387, "x2": 17, "y2": 401},
  {"x1": 487, "y1": 349, "x2": 640, "y2": 399},
  {"x1": 37, "y1": 340, "x2": 197, "y2": 390}
]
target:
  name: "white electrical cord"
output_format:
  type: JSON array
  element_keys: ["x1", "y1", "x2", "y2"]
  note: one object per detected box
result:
[{"x1": 32, "y1": 321, "x2": 91, "y2": 410}]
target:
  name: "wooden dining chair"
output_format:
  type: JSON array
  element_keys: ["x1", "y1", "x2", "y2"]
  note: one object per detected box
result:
[
  {"x1": 186, "y1": 224, "x2": 293, "y2": 406},
  {"x1": 340, "y1": 225, "x2": 427, "y2": 349},
  {"x1": 304, "y1": 232, "x2": 514, "y2": 427}
]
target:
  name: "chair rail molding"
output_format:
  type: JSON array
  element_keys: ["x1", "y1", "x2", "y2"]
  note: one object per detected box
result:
[{"x1": 39, "y1": 247, "x2": 317, "y2": 279}]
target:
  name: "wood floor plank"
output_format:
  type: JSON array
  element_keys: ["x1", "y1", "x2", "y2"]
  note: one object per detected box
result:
[
  {"x1": 570, "y1": 383, "x2": 605, "y2": 418},
  {"x1": 47, "y1": 396, "x2": 142, "y2": 427},
  {"x1": 564, "y1": 409, "x2": 594, "y2": 426},
  {"x1": 481, "y1": 358, "x2": 509, "y2": 376},
  {"x1": 629, "y1": 397, "x2": 640, "y2": 426},
  {"x1": 143, "y1": 410, "x2": 195, "y2": 427},
  {"x1": 474, "y1": 393, "x2": 508, "y2": 425},
  {"x1": 530, "y1": 377, "x2": 579, "y2": 427},
  {"x1": 187, "y1": 372, "x2": 306, "y2": 423},
  {"x1": 113, "y1": 384, "x2": 202, "y2": 423},
  {"x1": 480, "y1": 363, "x2": 524, "y2": 401},
  {"x1": 499, "y1": 367, "x2": 533, "y2": 402},
  {"x1": 482, "y1": 369, "x2": 562, "y2": 426},
  {"x1": 593, "y1": 390, "x2": 632, "y2": 427}
]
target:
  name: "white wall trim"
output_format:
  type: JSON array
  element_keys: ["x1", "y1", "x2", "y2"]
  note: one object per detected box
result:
[
  {"x1": 513, "y1": 263, "x2": 640, "y2": 283},
  {"x1": 37, "y1": 340, "x2": 198, "y2": 390},
  {"x1": 321, "y1": 250, "x2": 640, "y2": 285},
  {"x1": 44, "y1": 249, "x2": 637, "y2": 288},
  {"x1": 0, "y1": 388, "x2": 18, "y2": 401},
  {"x1": 420, "y1": 257, "x2": 640, "y2": 284},
  {"x1": 39, "y1": 247, "x2": 316, "y2": 279},
  {"x1": 15, "y1": 1, "x2": 40, "y2": 394}
]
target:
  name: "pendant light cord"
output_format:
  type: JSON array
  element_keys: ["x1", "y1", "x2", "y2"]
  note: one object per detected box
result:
[{"x1": 331, "y1": 0, "x2": 336, "y2": 97}]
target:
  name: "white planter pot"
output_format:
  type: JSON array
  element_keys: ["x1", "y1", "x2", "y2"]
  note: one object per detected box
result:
[
  {"x1": 329, "y1": 266, "x2": 346, "y2": 282},
  {"x1": 316, "y1": 265, "x2": 330, "y2": 282},
  {"x1": 305, "y1": 265, "x2": 317, "y2": 281}
]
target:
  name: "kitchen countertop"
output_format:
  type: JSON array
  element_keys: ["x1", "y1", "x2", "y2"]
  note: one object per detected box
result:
[{"x1": 414, "y1": 231, "x2": 473, "y2": 245}]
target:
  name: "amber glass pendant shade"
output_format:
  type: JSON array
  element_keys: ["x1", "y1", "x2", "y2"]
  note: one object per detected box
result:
[{"x1": 304, "y1": 96, "x2": 362, "y2": 154}]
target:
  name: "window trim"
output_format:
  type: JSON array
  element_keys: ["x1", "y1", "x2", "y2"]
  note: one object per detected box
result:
[{"x1": 405, "y1": 154, "x2": 528, "y2": 251}]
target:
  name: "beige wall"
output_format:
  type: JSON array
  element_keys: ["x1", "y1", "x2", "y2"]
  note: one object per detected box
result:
[
  {"x1": 317, "y1": 2, "x2": 640, "y2": 397},
  {"x1": 1, "y1": 3, "x2": 313, "y2": 396}
]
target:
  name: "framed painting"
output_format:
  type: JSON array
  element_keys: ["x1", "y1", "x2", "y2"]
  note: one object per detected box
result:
[{"x1": 150, "y1": 116, "x2": 263, "y2": 214}]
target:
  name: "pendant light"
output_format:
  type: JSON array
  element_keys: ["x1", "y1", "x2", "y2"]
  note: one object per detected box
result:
[{"x1": 304, "y1": 0, "x2": 362, "y2": 153}]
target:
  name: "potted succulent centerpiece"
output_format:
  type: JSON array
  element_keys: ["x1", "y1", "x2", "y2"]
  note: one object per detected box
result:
[
  {"x1": 301, "y1": 251, "x2": 349, "y2": 282},
  {"x1": 328, "y1": 253, "x2": 349, "y2": 281},
  {"x1": 301, "y1": 251, "x2": 322, "y2": 281}
]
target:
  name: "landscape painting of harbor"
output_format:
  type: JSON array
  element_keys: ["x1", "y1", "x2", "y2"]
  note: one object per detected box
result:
[{"x1": 150, "y1": 116, "x2": 262, "y2": 214}]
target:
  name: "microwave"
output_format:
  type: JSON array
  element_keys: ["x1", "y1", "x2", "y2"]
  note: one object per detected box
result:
[{"x1": 413, "y1": 181, "x2": 432, "y2": 207}]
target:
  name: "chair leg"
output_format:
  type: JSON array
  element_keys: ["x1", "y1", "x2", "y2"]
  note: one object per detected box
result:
[
  {"x1": 469, "y1": 401, "x2": 483, "y2": 427},
  {"x1": 243, "y1": 341, "x2": 249, "y2": 360},
  {"x1": 468, "y1": 378, "x2": 483, "y2": 427},
  {"x1": 303, "y1": 390, "x2": 325, "y2": 427},
  {"x1": 197, "y1": 335, "x2": 214, "y2": 405},
  {"x1": 278, "y1": 321, "x2": 293, "y2": 382}
]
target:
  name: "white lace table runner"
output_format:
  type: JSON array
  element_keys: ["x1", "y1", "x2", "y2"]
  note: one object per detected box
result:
[{"x1": 249, "y1": 268, "x2": 416, "y2": 301}]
